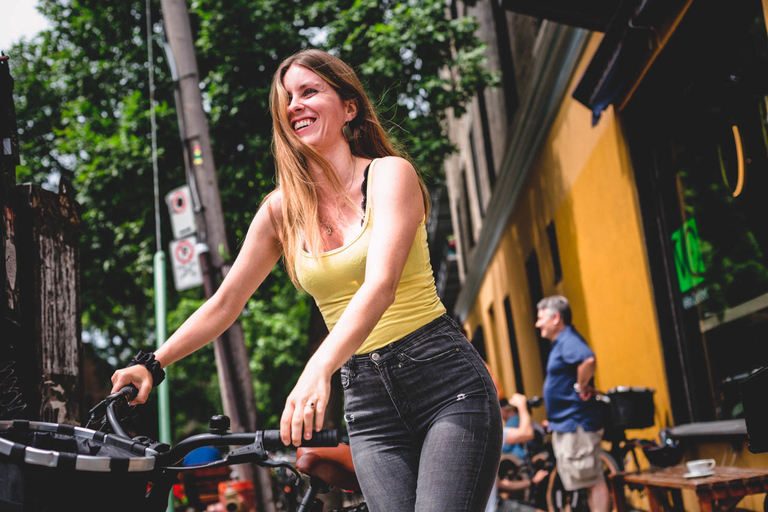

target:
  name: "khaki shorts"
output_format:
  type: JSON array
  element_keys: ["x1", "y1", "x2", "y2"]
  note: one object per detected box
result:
[{"x1": 551, "y1": 427, "x2": 604, "y2": 491}]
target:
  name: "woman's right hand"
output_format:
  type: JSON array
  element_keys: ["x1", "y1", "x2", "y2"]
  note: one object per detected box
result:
[{"x1": 111, "y1": 365, "x2": 153, "y2": 405}]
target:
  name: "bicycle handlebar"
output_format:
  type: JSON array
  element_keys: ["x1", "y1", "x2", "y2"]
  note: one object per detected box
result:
[
  {"x1": 99, "y1": 385, "x2": 339, "y2": 468},
  {"x1": 85, "y1": 386, "x2": 342, "y2": 511},
  {"x1": 527, "y1": 396, "x2": 544, "y2": 409}
]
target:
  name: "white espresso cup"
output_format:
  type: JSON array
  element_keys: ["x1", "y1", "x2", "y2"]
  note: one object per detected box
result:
[{"x1": 686, "y1": 458, "x2": 716, "y2": 475}]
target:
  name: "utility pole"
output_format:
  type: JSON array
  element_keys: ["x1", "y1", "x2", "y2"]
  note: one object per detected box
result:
[{"x1": 158, "y1": 1, "x2": 275, "y2": 510}]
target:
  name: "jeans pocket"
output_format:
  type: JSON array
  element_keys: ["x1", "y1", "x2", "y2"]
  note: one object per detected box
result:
[{"x1": 398, "y1": 332, "x2": 461, "y2": 365}]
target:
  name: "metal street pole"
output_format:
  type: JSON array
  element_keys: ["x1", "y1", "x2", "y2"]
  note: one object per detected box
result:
[
  {"x1": 154, "y1": 252, "x2": 173, "y2": 512},
  {"x1": 158, "y1": 1, "x2": 274, "y2": 510}
]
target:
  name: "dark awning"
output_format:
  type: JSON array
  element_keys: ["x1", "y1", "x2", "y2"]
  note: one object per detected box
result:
[
  {"x1": 571, "y1": 0, "x2": 693, "y2": 125},
  {"x1": 499, "y1": 0, "x2": 620, "y2": 32}
]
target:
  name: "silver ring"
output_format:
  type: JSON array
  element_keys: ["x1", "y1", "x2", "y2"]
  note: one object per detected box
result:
[{"x1": 307, "y1": 402, "x2": 315, "y2": 408}]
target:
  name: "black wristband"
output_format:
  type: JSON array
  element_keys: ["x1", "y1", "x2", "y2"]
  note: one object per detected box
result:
[{"x1": 127, "y1": 351, "x2": 166, "y2": 387}]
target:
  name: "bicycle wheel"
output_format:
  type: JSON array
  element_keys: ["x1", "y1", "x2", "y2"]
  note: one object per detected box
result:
[{"x1": 546, "y1": 450, "x2": 620, "y2": 512}]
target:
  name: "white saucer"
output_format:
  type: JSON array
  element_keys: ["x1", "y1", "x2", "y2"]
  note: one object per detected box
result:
[{"x1": 683, "y1": 471, "x2": 715, "y2": 479}]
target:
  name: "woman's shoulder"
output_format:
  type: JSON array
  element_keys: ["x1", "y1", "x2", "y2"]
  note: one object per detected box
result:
[
  {"x1": 264, "y1": 187, "x2": 283, "y2": 206},
  {"x1": 259, "y1": 188, "x2": 284, "y2": 229},
  {"x1": 368, "y1": 156, "x2": 424, "y2": 213},
  {"x1": 373, "y1": 155, "x2": 413, "y2": 171},
  {"x1": 370, "y1": 156, "x2": 417, "y2": 182}
]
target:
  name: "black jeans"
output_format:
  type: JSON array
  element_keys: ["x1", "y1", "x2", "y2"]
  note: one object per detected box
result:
[{"x1": 341, "y1": 315, "x2": 503, "y2": 511}]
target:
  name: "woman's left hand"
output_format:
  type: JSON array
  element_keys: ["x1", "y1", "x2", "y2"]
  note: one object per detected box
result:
[{"x1": 280, "y1": 359, "x2": 333, "y2": 446}]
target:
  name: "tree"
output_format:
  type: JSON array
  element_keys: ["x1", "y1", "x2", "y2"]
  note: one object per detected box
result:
[
  {"x1": 306, "y1": 0, "x2": 496, "y2": 180},
  {"x1": 9, "y1": 0, "x2": 494, "y2": 433}
]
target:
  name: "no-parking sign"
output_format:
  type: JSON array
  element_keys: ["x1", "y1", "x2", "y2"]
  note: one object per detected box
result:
[
  {"x1": 170, "y1": 235, "x2": 203, "y2": 291},
  {"x1": 165, "y1": 185, "x2": 196, "y2": 239}
]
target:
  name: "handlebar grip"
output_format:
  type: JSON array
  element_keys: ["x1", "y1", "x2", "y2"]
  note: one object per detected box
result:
[
  {"x1": 120, "y1": 384, "x2": 139, "y2": 401},
  {"x1": 299, "y1": 429, "x2": 339, "y2": 447},
  {"x1": 261, "y1": 429, "x2": 339, "y2": 450},
  {"x1": 108, "y1": 384, "x2": 139, "y2": 403}
]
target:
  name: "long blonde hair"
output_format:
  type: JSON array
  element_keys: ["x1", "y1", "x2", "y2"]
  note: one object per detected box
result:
[{"x1": 268, "y1": 49, "x2": 430, "y2": 286}]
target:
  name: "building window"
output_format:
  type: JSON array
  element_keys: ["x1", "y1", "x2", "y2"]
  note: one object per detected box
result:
[
  {"x1": 546, "y1": 221, "x2": 563, "y2": 285},
  {"x1": 477, "y1": 88, "x2": 496, "y2": 189},
  {"x1": 468, "y1": 128, "x2": 485, "y2": 217},
  {"x1": 488, "y1": 303, "x2": 496, "y2": 362},
  {"x1": 460, "y1": 168, "x2": 475, "y2": 249},
  {"x1": 471, "y1": 325, "x2": 487, "y2": 361},
  {"x1": 491, "y1": 0, "x2": 519, "y2": 124},
  {"x1": 504, "y1": 296, "x2": 525, "y2": 393},
  {"x1": 526, "y1": 250, "x2": 550, "y2": 373}
]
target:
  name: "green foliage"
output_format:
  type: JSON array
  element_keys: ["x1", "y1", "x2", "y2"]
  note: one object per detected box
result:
[
  {"x1": 305, "y1": 0, "x2": 496, "y2": 180},
  {"x1": 239, "y1": 268, "x2": 311, "y2": 428},
  {"x1": 8, "y1": 0, "x2": 493, "y2": 432},
  {"x1": 167, "y1": 297, "x2": 224, "y2": 439},
  {"x1": 11, "y1": 0, "x2": 185, "y2": 358}
]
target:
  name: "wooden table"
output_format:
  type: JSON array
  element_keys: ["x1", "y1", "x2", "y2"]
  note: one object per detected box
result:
[{"x1": 610, "y1": 465, "x2": 768, "y2": 512}]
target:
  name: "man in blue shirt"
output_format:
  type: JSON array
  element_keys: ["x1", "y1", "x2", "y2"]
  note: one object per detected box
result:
[{"x1": 537, "y1": 295, "x2": 608, "y2": 512}]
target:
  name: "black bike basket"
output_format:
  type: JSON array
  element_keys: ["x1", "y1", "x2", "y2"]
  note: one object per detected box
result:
[
  {"x1": 0, "y1": 420, "x2": 157, "y2": 512},
  {"x1": 605, "y1": 386, "x2": 655, "y2": 430}
]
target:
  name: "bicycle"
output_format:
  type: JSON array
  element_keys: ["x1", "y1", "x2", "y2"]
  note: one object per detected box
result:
[
  {"x1": 544, "y1": 387, "x2": 682, "y2": 512},
  {"x1": 495, "y1": 396, "x2": 555, "y2": 511},
  {"x1": 0, "y1": 385, "x2": 367, "y2": 512},
  {"x1": 495, "y1": 388, "x2": 680, "y2": 512}
]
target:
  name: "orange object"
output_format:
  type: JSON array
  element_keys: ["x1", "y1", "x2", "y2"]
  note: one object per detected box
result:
[
  {"x1": 218, "y1": 480, "x2": 256, "y2": 512},
  {"x1": 296, "y1": 443, "x2": 360, "y2": 493}
]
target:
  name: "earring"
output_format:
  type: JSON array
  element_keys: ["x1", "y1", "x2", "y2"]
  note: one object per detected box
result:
[{"x1": 342, "y1": 122, "x2": 353, "y2": 141}]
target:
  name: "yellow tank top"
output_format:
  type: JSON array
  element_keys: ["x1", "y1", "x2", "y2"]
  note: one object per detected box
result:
[{"x1": 295, "y1": 159, "x2": 446, "y2": 354}]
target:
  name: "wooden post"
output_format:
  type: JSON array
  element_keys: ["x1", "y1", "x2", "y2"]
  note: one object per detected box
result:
[
  {"x1": 0, "y1": 54, "x2": 28, "y2": 421},
  {"x1": 14, "y1": 181, "x2": 82, "y2": 425},
  {"x1": 1, "y1": 55, "x2": 21, "y2": 328},
  {"x1": 0, "y1": 55, "x2": 82, "y2": 425}
]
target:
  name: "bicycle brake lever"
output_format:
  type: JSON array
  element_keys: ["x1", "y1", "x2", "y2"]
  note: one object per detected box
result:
[
  {"x1": 86, "y1": 399, "x2": 109, "y2": 429},
  {"x1": 225, "y1": 433, "x2": 302, "y2": 483},
  {"x1": 227, "y1": 433, "x2": 270, "y2": 465}
]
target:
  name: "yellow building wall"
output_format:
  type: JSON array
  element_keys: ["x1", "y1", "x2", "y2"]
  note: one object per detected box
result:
[
  {"x1": 464, "y1": 24, "x2": 768, "y2": 512},
  {"x1": 466, "y1": 35, "x2": 672, "y2": 439}
]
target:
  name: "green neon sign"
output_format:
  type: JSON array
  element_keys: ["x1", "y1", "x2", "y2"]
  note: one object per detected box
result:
[{"x1": 671, "y1": 218, "x2": 706, "y2": 293}]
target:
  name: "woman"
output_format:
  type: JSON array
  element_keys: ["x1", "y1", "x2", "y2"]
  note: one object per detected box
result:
[{"x1": 111, "y1": 49, "x2": 502, "y2": 511}]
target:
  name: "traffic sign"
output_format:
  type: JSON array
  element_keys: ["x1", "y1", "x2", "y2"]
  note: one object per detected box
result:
[
  {"x1": 169, "y1": 235, "x2": 203, "y2": 291},
  {"x1": 165, "y1": 185, "x2": 196, "y2": 239}
]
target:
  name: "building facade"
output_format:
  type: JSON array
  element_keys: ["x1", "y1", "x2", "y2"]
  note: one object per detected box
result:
[{"x1": 439, "y1": 0, "x2": 768, "y2": 506}]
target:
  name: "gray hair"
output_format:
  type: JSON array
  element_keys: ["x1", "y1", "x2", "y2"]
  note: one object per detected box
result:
[{"x1": 537, "y1": 295, "x2": 572, "y2": 325}]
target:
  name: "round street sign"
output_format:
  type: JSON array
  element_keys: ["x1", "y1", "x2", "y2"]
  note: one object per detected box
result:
[
  {"x1": 174, "y1": 239, "x2": 195, "y2": 265},
  {"x1": 170, "y1": 189, "x2": 187, "y2": 214}
]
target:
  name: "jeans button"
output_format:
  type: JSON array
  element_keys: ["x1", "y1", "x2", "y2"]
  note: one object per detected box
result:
[{"x1": 371, "y1": 353, "x2": 380, "y2": 362}]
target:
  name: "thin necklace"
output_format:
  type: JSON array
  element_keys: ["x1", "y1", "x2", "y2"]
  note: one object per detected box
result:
[{"x1": 321, "y1": 159, "x2": 357, "y2": 236}]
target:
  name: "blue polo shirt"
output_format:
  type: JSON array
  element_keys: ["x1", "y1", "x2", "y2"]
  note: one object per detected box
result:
[{"x1": 542, "y1": 326, "x2": 602, "y2": 433}]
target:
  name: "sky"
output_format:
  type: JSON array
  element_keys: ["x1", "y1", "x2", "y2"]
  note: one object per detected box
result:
[{"x1": 0, "y1": 0, "x2": 52, "y2": 53}]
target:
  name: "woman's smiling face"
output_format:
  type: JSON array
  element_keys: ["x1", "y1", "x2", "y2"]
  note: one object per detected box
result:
[{"x1": 283, "y1": 64, "x2": 353, "y2": 151}]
